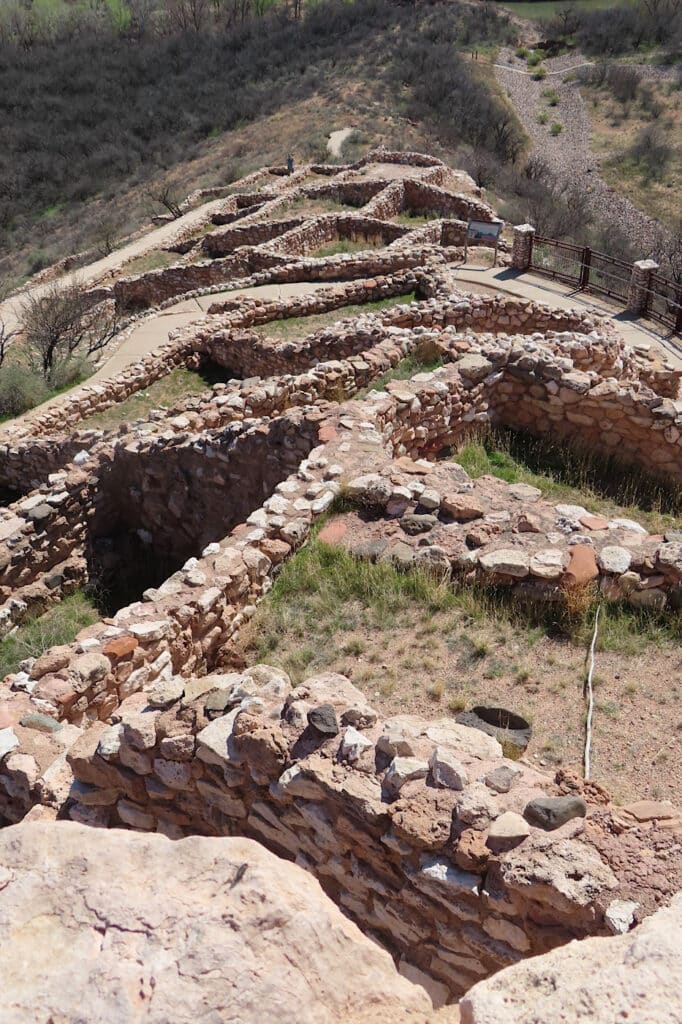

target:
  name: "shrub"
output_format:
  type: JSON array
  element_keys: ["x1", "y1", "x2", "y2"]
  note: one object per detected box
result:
[
  {"x1": 0, "y1": 364, "x2": 48, "y2": 419},
  {"x1": 628, "y1": 123, "x2": 672, "y2": 180},
  {"x1": 542, "y1": 87, "x2": 559, "y2": 106},
  {"x1": 533, "y1": 65, "x2": 548, "y2": 81},
  {"x1": 538, "y1": 111, "x2": 549, "y2": 125},
  {"x1": 550, "y1": 122, "x2": 563, "y2": 136}
]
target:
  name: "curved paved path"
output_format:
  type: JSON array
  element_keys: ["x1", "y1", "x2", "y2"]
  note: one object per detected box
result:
[
  {"x1": 90, "y1": 280, "x2": 339, "y2": 383},
  {"x1": 0, "y1": 195, "x2": 243, "y2": 339}
]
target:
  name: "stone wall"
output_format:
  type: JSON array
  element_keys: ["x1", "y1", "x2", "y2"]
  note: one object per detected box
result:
[
  {"x1": 263, "y1": 213, "x2": 408, "y2": 257},
  {"x1": 4, "y1": 658, "x2": 678, "y2": 1007},
  {"x1": 201, "y1": 217, "x2": 304, "y2": 258}
]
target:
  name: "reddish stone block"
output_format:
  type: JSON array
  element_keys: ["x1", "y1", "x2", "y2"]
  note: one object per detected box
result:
[
  {"x1": 318, "y1": 422, "x2": 338, "y2": 442},
  {"x1": 579, "y1": 515, "x2": 609, "y2": 531},
  {"x1": 103, "y1": 636, "x2": 139, "y2": 660},
  {"x1": 561, "y1": 544, "x2": 599, "y2": 588}
]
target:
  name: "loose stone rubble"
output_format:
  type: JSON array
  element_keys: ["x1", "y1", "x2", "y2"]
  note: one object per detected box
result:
[{"x1": 0, "y1": 150, "x2": 680, "y2": 1017}]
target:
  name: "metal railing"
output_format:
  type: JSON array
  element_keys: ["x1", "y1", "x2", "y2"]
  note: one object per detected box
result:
[
  {"x1": 530, "y1": 237, "x2": 584, "y2": 287},
  {"x1": 645, "y1": 272, "x2": 682, "y2": 333},
  {"x1": 529, "y1": 236, "x2": 681, "y2": 335}
]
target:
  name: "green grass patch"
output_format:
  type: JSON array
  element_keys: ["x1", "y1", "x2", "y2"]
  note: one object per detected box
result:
[
  {"x1": 253, "y1": 292, "x2": 416, "y2": 343},
  {"x1": 243, "y1": 539, "x2": 456, "y2": 683},
  {"x1": 392, "y1": 211, "x2": 441, "y2": 227},
  {"x1": 453, "y1": 426, "x2": 682, "y2": 534},
  {"x1": 0, "y1": 591, "x2": 101, "y2": 680},
  {"x1": 79, "y1": 365, "x2": 226, "y2": 430},
  {"x1": 354, "y1": 349, "x2": 443, "y2": 400},
  {"x1": 311, "y1": 238, "x2": 385, "y2": 258}
]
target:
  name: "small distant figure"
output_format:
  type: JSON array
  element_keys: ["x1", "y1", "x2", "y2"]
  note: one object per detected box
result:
[{"x1": 286, "y1": 153, "x2": 294, "y2": 176}]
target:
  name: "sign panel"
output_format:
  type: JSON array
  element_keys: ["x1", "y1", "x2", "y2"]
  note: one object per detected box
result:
[{"x1": 467, "y1": 220, "x2": 503, "y2": 241}]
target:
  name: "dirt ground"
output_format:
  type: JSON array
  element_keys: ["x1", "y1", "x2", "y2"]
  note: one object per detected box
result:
[{"x1": 238, "y1": 508, "x2": 682, "y2": 806}]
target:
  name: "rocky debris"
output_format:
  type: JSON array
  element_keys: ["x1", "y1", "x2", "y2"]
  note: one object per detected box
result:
[
  {"x1": 0, "y1": 821, "x2": 431, "y2": 1024},
  {"x1": 460, "y1": 895, "x2": 682, "y2": 1024}
]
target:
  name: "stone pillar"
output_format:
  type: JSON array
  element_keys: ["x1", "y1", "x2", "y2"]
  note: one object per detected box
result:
[
  {"x1": 627, "y1": 259, "x2": 658, "y2": 316},
  {"x1": 511, "y1": 224, "x2": 535, "y2": 271}
]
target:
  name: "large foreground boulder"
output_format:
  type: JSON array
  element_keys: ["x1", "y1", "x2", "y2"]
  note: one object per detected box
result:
[
  {"x1": 0, "y1": 821, "x2": 432, "y2": 1024},
  {"x1": 460, "y1": 894, "x2": 682, "y2": 1024}
]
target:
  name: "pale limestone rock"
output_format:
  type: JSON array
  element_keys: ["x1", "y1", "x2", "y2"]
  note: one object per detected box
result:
[
  {"x1": 147, "y1": 677, "x2": 184, "y2": 708},
  {"x1": 461, "y1": 895, "x2": 682, "y2": 1024},
  {"x1": 385, "y1": 756, "x2": 429, "y2": 793},
  {"x1": 597, "y1": 545, "x2": 632, "y2": 574},
  {"x1": 0, "y1": 727, "x2": 20, "y2": 762},
  {"x1": 339, "y1": 725, "x2": 373, "y2": 763},
  {"x1": 529, "y1": 549, "x2": 566, "y2": 580},
  {"x1": 605, "y1": 898, "x2": 639, "y2": 935},
  {"x1": 196, "y1": 708, "x2": 241, "y2": 766},
  {"x1": 424, "y1": 721, "x2": 503, "y2": 760},
  {"x1": 429, "y1": 747, "x2": 469, "y2": 790},
  {"x1": 486, "y1": 812, "x2": 530, "y2": 851},
  {"x1": 478, "y1": 549, "x2": 529, "y2": 578},
  {"x1": 3, "y1": 823, "x2": 432, "y2": 1023}
]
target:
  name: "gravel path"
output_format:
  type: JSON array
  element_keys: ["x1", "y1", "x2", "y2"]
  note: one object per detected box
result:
[{"x1": 494, "y1": 48, "x2": 668, "y2": 254}]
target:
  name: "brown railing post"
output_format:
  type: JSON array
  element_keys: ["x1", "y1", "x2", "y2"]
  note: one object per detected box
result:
[
  {"x1": 579, "y1": 247, "x2": 591, "y2": 291},
  {"x1": 676, "y1": 287, "x2": 682, "y2": 336}
]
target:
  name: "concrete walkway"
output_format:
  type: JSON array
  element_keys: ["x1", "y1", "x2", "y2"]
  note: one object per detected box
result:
[
  {"x1": 449, "y1": 262, "x2": 682, "y2": 368},
  {"x1": 9, "y1": 260, "x2": 679, "y2": 425},
  {"x1": 90, "y1": 280, "x2": 337, "y2": 383},
  {"x1": 11, "y1": 281, "x2": 340, "y2": 422}
]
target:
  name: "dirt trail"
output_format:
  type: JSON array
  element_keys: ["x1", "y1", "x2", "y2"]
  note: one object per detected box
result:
[
  {"x1": 0, "y1": 194, "x2": 238, "y2": 338},
  {"x1": 327, "y1": 127, "x2": 354, "y2": 158},
  {"x1": 494, "y1": 48, "x2": 667, "y2": 254}
]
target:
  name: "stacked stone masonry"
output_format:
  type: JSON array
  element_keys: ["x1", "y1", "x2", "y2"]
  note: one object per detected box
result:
[{"x1": 0, "y1": 150, "x2": 680, "y2": 1014}]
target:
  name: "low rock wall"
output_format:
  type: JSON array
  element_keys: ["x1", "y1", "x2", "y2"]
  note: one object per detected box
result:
[
  {"x1": 263, "y1": 213, "x2": 407, "y2": 257},
  {"x1": 201, "y1": 217, "x2": 304, "y2": 258},
  {"x1": 57, "y1": 668, "x2": 630, "y2": 1004}
]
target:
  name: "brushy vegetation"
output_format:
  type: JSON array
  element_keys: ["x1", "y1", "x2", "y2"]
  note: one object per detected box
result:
[
  {"x1": 0, "y1": 591, "x2": 100, "y2": 680},
  {"x1": 0, "y1": 0, "x2": 520, "y2": 277},
  {"x1": 453, "y1": 425, "x2": 682, "y2": 533}
]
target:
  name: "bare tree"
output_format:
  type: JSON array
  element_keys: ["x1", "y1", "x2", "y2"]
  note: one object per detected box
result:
[
  {"x1": 0, "y1": 277, "x2": 18, "y2": 369},
  {"x1": 554, "y1": 3, "x2": 580, "y2": 36},
  {"x1": 19, "y1": 282, "x2": 120, "y2": 383},
  {"x1": 167, "y1": 0, "x2": 211, "y2": 32},
  {"x1": 147, "y1": 184, "x2": 184, "y2": 220}
]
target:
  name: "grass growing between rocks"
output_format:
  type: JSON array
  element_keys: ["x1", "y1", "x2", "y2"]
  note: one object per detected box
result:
[
  {"x1": 253, "y1": 292, "x2": 417, "y2": 343},
  {"x1": 311, "y1": 238, "x2": 386, "y2": 258},
  {"x1": 79, "y1": 365, "x2": 229, "y2": 431},
  {"x1": 0, "y1": 591, "x2": 101, "y2": 681},
  {"x1": 238, "y1": 536, "x2": 682, "y2": 801},
  {"x1": 354, "y1": 349, "x2": 443, "y2": 400},
  {"x1": 453, "y1": 427, "x2": 682, "y2": 534}
]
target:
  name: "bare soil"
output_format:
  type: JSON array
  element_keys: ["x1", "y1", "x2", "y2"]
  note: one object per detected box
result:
[{"x1": 238, "y1": 507, "x2": 682, "y2": 806}]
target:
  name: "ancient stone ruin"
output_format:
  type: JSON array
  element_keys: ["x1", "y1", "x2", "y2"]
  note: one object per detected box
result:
[{"x1": 0, "y1": 150, "x2": 680, "y2": 1020}]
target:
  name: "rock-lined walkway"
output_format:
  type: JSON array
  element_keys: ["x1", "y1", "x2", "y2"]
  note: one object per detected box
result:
[{"x1": 494, "y1": 48, "x2": 667, "y2": 254}]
